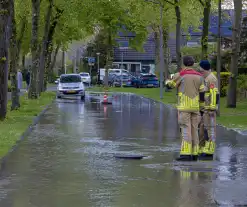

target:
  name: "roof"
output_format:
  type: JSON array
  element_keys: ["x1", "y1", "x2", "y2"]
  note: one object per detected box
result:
[{"x1": 188, "y1": 10, "x2": 246, "y2": 38}]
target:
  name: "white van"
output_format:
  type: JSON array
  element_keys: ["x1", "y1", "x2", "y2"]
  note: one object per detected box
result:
[{"x1": 99, "y1": 68, "x2": 129, "y2": 81}]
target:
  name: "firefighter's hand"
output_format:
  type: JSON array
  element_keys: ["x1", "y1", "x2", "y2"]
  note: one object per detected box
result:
[{"x1": 165, "y1": 80, "x2": 173, "y2": 88}]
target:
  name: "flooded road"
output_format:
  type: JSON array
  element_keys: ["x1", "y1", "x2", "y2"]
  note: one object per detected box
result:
[{"x1": 0, "y1": 93, "x2": 247, "y2": 207}]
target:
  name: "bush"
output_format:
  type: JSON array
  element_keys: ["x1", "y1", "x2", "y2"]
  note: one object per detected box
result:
[
  {"x1": 91, "y1": 76, "x2": 98, "y2": 85},
  {"x1": 212, "y1": 72, "x2": 230, "y2": 97},
  {"x1": 181, "y1": 44, "x2": 216, "y2": 63}
]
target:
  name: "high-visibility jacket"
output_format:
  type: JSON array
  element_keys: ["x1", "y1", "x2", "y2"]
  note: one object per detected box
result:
[
  {"x1": 204, "y1": 72, "x2": 219, "y2": 111},
  {"x1": 167, "y1": 68, "x2": 205, "y2": 112}
]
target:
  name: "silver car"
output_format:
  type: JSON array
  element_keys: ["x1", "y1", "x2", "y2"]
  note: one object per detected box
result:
[
  {"x1": 57, "y1": 74, "x2": 85, "y2": 100},
  {"x1": 79, "y1": 72, "x2": 91, "y2": 85}
]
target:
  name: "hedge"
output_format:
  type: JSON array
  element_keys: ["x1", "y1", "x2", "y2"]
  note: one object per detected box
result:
[{"x1": 212, "y1": 72, "x2": 230, "y2": 97}]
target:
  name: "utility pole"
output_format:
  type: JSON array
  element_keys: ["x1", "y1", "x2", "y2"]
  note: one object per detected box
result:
[
  {"x1": 121, "y1": 52, "x2": 123, "y2": 87},
  {"x1": 96, "y1": 52, "x2": 100, "y2": 84},
  {"x1": 217, "y1": 0, "x2": 222, "y2": 116}
]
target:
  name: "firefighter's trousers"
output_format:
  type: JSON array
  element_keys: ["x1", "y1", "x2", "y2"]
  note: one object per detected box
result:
[
  {"x1": 178, "y1": 112, "x2": 201, "y2": 156},
  {"x1": 199, "y1": 111, "x2": 216, "y2": 154}
]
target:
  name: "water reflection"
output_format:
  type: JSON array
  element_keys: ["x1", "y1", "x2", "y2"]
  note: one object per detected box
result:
[{"x1": 0, "y1": 94, "x2": 246, "y2": 206}]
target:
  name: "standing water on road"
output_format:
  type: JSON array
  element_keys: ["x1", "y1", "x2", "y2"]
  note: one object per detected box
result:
[{"x1": 0, "y1": 94, "x2": 247, "y2": 207}]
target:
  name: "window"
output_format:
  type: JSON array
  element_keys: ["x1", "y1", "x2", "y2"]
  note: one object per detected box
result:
[
  {"x1": 60, "y1": 75, "x2": 81, "y2": 83},
  {"x1": 80, "y1": 73, "x2": 89, "y2": 77}
]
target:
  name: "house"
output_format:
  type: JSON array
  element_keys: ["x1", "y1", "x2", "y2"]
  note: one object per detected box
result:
[
  {"x1": 185, "y1": 10, "x2": 239, "y2": 47},
  {"x1": 113, "y1": 31, "x2": 178, "y2": 75},
  {"x1": 113, "y1": 32, "x2": 155, "y2": 75},
  {"x1": 113, "y1": 10, "x2": 241, "y2": 74}
]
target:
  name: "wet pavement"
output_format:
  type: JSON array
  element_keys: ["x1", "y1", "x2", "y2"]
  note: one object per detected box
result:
[{"x1": 0, "y1": 93, "x2": 247, "y2": 207}]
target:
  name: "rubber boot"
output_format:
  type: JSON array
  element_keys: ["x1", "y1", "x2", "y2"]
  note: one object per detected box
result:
[
  {"x1": 177, "y1": 140, "x2": 193, "y2": 161},
  {"x1": 192, "y1": 145, "x2": 199, "y2": 161},
  {"x1": 199, "y1": 153, "x2": 213, "y2": 161},
  {"x1": 198, "y1": 141, "x2": 215, "y2": 161},
  {"x1": 192, "y1": 155, "x2": 198, "y2": 161},
  {"x1": 176, "y1": 155, "x2": 193, "y2": 161}
]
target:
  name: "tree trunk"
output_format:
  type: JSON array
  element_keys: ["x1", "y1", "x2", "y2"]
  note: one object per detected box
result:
[
  {"x1": 9, "y1": 0, "x2": 20, "y2": 110},
  {"x1": 43, "y1": 7, "x2": 63, "y2": 89},
  {"x1": 216, "y1": 0, "x2": 222, "y2": 116},
  {"x1": 44, "y1": 43, "x2": 53, "y2": 90},
  {"x1": 154, "y1": 29, "x2": 160, "y2": 76},
  {"x1": 227, "y1": 0, "x2": 243, "y2": 108},
  {"x1": 21, "y1": 55, "x2": 25, "y2": 71},
  {"x1": 201, "y1": 0, "x2": 211, "y2": 59},
  {"x1": 16, "y1": 18, "x2": 27, "y2": 59},
  {"x1": 61, "y1": 49, "x2": 65, "y2": 74},
  {"x1": 163, "y1": 28, "x2": 169, "y2": 80},
  {"x1": 0, "y1": 0, "x2": 9, "y2": 120},
  {"x1": 104, "y1": 29, "x2": 113, "y2": 88},
  {"x1": 175, "y1": 0, "x2": 182, "y2": 70},
  {"x1": 50, "y1": 44, "x2": 60, "y2": 72},
  {"x1": 39, "y1": 0, "x2": 53, "y2": 93},
  {"x1": 28, "y1": 0, "x2": 40, "y2": 99}
]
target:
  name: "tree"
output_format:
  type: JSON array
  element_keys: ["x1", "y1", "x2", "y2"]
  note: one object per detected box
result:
[
  {"x1": 199, "y1": 0, "x2": 212, "y2": 59},
  {"x1": 9, "y1": 0, "x2": 20, "y2": 110},
  {"x1": 227, "y1": 0, "x2": 243, "y2": 108},
  {"x1": 38, "y1": 0, "x2": 53, "y2": 93},
  {"x1": 0, "y1": 0, "x2": 10, "y2": 120},
  {"x1": 239, "y1": 16, "x2": 247, "y2": 65},
  {"x1": 28, "y1": 0, "x2": 41, "y2": 99}
]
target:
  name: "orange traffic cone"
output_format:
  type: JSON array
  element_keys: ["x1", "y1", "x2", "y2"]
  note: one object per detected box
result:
[
  {"x1": 103, "y1": 93, "x2": 108, "y2": 104},
  {"x1": 102, "y1": 92, "x2": 112, "y2": 105}
]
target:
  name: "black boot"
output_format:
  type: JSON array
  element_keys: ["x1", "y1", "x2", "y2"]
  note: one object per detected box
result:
[
  {"x1": 192, "y1": 155, "x2": 198, "y2": 161},
  {"x1": 176, "y1": 155, "x2": 193, "y2": 161},
  {"x1": 198, "y1": 153, "x2": 213, "y2": 161}
]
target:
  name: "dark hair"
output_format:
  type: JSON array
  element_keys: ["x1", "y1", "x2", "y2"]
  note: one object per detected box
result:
[{"x1": 183, "y1": 56, "x2": 195, "y2": 67}]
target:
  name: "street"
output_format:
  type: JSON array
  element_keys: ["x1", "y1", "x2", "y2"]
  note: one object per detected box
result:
[{"x1": 0, "y1": 93, "x2": 247, "y2": 206}]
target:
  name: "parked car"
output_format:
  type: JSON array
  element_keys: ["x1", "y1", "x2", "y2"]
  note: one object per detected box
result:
[
  {"x1": 132, "y1": 74, "x2": 159, "y2": 88},
  {"x1": 54, "y1": 78, "x2": 60, "y2": 84},
  {"x1": 108, "y1": 74, "x2": 117, "y2": 86},
  {"x1": 79, "y1": 72, "x2": 91, "y2": 85},
  {"x1": 113, "y1": 74, "x2": 134, "y2": 87},
  {"x1": 57, "y1": 74, "x2": 85, "y2": 100}
]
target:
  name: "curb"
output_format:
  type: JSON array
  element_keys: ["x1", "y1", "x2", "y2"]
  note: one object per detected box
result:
[{"x1": 0, "y1": 100, "x2": 55, "y2": 173}]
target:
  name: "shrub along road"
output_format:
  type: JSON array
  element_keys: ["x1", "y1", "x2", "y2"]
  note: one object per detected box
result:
[{"x1": 87, "y1": 86, "x2": 247, "y2": 130}]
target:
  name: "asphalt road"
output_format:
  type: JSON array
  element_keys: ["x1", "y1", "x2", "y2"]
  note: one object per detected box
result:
[{"x1": 0, "y1": 93, "x2": 247, "y2": 206}]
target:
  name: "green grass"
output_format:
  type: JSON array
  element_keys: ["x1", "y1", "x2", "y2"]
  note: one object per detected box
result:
[
  {"x1": 7, "y1": 81, "x2": 56, "y2": 91},
  {"x1": 88, "y1": 86, "x2": 247, "y2": 130},
  {"x1": 0, "y1": 92, "x2": 55, "y2": 158}
]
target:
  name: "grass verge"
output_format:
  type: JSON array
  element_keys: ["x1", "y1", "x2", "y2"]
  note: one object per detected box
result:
[
  {"x1": 88, "y1": 86, "x2": 247, "y2": 130},
  {"x1": 0, "y1": 92, "x2": 55, "y2": 158}
]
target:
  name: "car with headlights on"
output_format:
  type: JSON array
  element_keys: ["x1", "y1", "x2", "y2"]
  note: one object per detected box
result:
[
  {"x1": 79, "y1": 72, "x2": 91, "y2": 86},
  {"x1": 57, "y1": 74, "x2": 85, "y2": 100}
]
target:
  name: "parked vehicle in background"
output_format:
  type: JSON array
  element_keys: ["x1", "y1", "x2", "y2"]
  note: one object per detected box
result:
[
  {"x1": 99, "y1": 68, "x2": 130, "y2": 83},
  {"x1": 54, "y1": 78, "x2": 60, "y2": 84},
  {"x1": 57, "y1": 74, "x2": 85, "y2": 100},
  {"x1": 79, "y1": 72, "x2": 91, "y2": 86},
  {"x1": 132, "y1": 74, "x2": 159, "y2": 88},
  {"x1": 113, "y1": 74, "x2": 134, "y2": 87},
  {"x1": 108, "y1": 74, "x2": 117, "y2": 86}
]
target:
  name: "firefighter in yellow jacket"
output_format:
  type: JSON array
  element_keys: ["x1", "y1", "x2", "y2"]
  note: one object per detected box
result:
[
  {"x1": 166, "y1": 56, "x2": 205, "y2": 161},
  {"x1": 198, "y1": 60, "x2": 219, "y2": 160}
]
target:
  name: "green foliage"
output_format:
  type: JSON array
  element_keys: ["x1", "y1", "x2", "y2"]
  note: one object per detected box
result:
[
  {"x1": 237, "y1": 74, "x2": 247, "y2": 90},
  {"x1": 181, "y1": 44, "x2": 216, "y2": 62},
  {"x1": 210, "y1": 49, "x2": 231, "y2": 71},
  {"x1": 212, "y1": 72, "x2": 230, "y2": 97}
]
